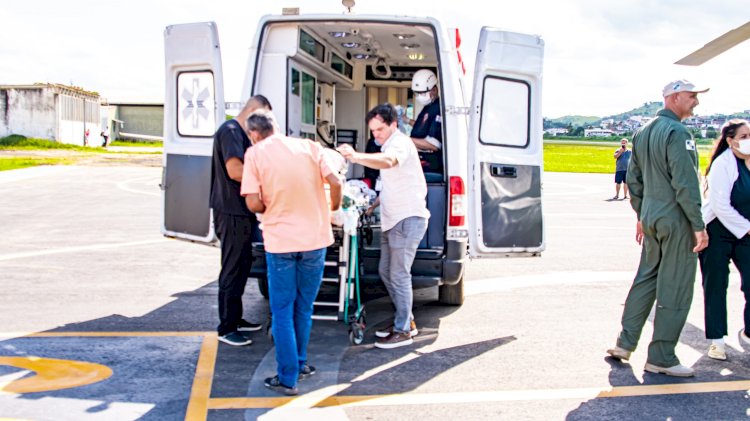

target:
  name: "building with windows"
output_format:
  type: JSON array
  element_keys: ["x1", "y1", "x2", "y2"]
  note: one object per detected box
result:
[
  {"x1": 584, "y1": 128, "x2": 615, "y2": 137},
  {"x1": 0, "y1": 84, "x2": 102, "y2": 145}
]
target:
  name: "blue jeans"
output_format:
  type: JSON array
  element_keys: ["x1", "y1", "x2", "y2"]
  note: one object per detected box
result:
[
  {"x1": 266, "y1": 247, "x2": 326, "y2": 387},
  {"x1": 379, "y1": 216, "x2": 428, "y2": 333}
]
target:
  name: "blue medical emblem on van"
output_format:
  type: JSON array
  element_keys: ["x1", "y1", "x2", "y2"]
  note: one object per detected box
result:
[{"x1": 685, "y1": 139, "x2": 695, "y2": 151}]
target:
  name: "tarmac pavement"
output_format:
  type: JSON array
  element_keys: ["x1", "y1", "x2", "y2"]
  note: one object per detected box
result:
[{"x1": 0, "y1": 165, "x2": 747, "y2": 420}]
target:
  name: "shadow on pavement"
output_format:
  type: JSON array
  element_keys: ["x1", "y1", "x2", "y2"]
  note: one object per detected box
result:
[
  {"x1": 1, "y1": 276, "x2": 510, "y2": 420},
  {"x1": 565, "y1": 321, "x2": 750, "y2": 420}
]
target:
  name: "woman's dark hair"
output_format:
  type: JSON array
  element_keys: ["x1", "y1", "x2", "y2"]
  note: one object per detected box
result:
[
  {"x1": 365, "y1": 103, "x2": 397, "y2": 126},
  {"x1": 705, "y1": 118, "x2": 748, "y2": 176}
]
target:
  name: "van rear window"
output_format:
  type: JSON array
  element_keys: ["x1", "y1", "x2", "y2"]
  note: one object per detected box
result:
[{"x1": 479, "y1": 76, "x2": 530, "y2": 148}]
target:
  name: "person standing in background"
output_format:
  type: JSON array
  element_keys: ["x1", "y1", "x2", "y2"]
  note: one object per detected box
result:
[
  {"x1": 699, "y1": 119, "x2": 750, "y2": 360},
  {"x1": 613, "y1": 138, "x2": 632, "y2": 200},
  {"x1": 101, "y1": 126, "x2": 110, "y2": 147}
]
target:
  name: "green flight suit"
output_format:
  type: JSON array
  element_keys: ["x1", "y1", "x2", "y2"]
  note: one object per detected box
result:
[{"x1": 616, "y1": 109, "x2": 704, "y2": 367}]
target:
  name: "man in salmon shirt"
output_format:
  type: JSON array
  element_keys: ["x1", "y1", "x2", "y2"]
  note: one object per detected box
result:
[{"x1": 240, "y1": 111, "x2": 342, "y2": 396}]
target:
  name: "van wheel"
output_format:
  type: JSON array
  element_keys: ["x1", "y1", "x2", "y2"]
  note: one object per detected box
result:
[
  {"x1": 438, "y1": 276, "x2": 464, "y2": 306},
  {"x1": 257, "y1": 277, "x2": 269, "y2": 300}
]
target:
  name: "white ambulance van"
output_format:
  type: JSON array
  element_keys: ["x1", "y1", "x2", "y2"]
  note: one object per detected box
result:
[{"x1": 161, "y1": 11, "x2": 545, "y2": 305}]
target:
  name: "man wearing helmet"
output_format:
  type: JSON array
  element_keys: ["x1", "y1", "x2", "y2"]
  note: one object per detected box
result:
[{"x1": 404, "y1": 69, "x2": 443, "y2": 175}]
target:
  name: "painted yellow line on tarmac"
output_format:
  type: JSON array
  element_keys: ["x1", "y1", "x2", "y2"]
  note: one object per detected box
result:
[
  {"x1": 206, "y1": 380, "x2": 750, "y2": 409},
  {"x1": 185, "y1": 333, "x2": 219, "y2": 421},
  {"x1": 0, "y1": 331, "x2": 212, "y2": 338},
  {"x1": 0, "y1": 356, "x2": 112, "y2": 394}
]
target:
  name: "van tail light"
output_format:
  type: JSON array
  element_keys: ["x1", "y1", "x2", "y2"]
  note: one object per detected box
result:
[{"x1": 449, "y1": 176, "x2": 466, "y2": 226}]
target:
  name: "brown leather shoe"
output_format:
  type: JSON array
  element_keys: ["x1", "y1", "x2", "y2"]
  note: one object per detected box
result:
[
  {"x1": 374, "y1": 331, "x2": 413, "y2": 349},
  {"x1": 375, "y1": 320, "x2": 418, "y2": 338}
]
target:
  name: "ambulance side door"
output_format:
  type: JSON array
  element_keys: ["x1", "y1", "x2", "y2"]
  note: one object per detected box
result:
[{"x1": 161, "y1": 22, "x2": 225, "y2": 243}]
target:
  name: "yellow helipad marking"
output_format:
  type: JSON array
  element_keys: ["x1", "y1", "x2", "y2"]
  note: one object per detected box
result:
[
  {"x1": 185, "y1": 333, "x2": 218, "y2": 421},
  {"x1": 207, "y1": 380, "x2": 750, "y2": 409},
  {"x1": 0, "y1": 356, "x2": 112, "y2": 394},
  {"x1": 3, "y1": 332, "x2": 749, "y2": 413}
]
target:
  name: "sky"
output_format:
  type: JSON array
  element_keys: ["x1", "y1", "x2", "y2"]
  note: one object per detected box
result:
[{"x1": 1, "y1": 0, "x2": 749, "y2": 119}]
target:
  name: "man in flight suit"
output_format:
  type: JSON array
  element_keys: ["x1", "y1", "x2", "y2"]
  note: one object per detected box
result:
[{"x1": 607, "y1": 80, "x2": 709, "y2": 377}]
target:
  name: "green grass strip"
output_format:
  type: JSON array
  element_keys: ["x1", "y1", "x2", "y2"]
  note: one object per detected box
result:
[
  {"x1": 0, "y1": 157, "x2": 74, "y2": 171},
  {"x1": 544, "y1": 143, "x2": 710, "y2": 174}
]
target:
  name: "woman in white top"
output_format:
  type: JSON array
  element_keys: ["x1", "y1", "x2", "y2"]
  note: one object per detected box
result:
[{"x1": 700, "y1": 119, "x2": 750, "y2": 360}]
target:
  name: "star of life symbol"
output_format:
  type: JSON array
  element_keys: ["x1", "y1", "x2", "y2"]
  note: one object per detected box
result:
[{"x1": 181, "y1": 77, "x2": 211, "y2": 129}]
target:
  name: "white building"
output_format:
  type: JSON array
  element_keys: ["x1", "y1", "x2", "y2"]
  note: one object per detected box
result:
[
  {"x1": 0, "y1": 83, "x2": 101, "y2": 145},
  {"x1": 584, "y1": 128, "x2": 615, "y2": 137},
  {"x1": 544, "y1": 128, "x2": 569, "y2": 136}
]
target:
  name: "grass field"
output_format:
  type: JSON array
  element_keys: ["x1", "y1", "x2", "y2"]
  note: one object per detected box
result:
[
  {"x1": 0, "y1": 135, "x2": 103, "y2": 152},
  {"x1": 0, "y1": 135, "x2": 161, "y2": 171},
  {"x1": 543, "y1": 142, "x2": 711, "y2": 173},
  {"x1": 0, "y1": 135, "x2": 713, "y2": 174},
  {"x1": 110, "y1": 139, "x2": 163, "y2": 147},
  {"x1": 0, "y1": 157, "x2": 75, "y2": 171}
]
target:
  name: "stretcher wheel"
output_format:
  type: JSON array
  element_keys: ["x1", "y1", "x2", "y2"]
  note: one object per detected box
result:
[{"x1": 349, "y1": 324, "x2": 364, "y2": 345}]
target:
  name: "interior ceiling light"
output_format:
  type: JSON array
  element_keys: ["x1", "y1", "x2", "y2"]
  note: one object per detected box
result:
[
  {"x1": 329, "y1": 31, "x2": 351, "y2": 38},
  {"x1": 408, "y1": 53, "x2": 425, "y2": 61},
  {"x1": 393, "y1": 33, "x2": 415, "y2": 40},
  {"x1": 353, "y1": 53, "x2": 373, "y2": 60},
  {"x1": 401, "y1": 43, "x2": 420, "y2": 50},
  {"x1": 341, "y1": 42, "x2": 360, "y2": 48}
]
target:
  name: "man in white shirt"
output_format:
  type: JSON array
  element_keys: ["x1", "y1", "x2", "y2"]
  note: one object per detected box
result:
[{"x1": 338, "y1": 103, "x2": 430, "y2": 349}]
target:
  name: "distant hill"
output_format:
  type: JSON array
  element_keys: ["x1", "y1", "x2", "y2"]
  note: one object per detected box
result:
[
  {"x1": 544, "y1": 115, "x2": 599, "y2": 128},
  {"x1": 603, "y1": 101, "x2": 663, "y2": 121},
  {"x1": 546, "y1": 102, "x2": 663, "y2": 129}
]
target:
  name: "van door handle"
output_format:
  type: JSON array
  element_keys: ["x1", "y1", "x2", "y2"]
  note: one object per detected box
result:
[{"x1": 491, "y1": 164, "x2": 517, "y2": 178}]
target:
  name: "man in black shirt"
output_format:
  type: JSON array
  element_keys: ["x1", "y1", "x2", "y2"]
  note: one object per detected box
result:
[
  {"x1": 405, "y1": 69, "x2": 443, "y2": 175},
  {"x1": 210, "y1": 95, "x2": 272, "y2": 346}
]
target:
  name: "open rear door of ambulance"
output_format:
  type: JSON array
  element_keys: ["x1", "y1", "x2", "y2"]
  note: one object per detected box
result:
[
  {"x1": 467, "y1": 28, "x2": 545, "y2": 258},
  {"x1": 161, "y1": 22, "x2": 225, "y2": 243}
]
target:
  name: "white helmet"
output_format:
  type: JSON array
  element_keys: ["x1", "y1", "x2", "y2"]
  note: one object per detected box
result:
[{"x1": 411, "y1": 69, "x2": 437, "y2": 92}]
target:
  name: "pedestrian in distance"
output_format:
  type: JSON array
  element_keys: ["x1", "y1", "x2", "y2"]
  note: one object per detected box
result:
[
  {"x1": 101, "y1": 126, "x2": 110, "y2": 147},
  {"x1": 338, "y1": 103, "x2": 430, "y2": 350},
  {"x1": 607, "y1": 79, "x2": 709, "y2": 377},
  {"x1": 210, "y1": 95, "x2": 272, "y2": 347},
  {"x1": 241, "y1": 110, "x2": 342, "y2": 396},
  {"x1": 699, "y1": 118, "x2": 750, "y2": 360},
  {"x1": 612, "y1": 138, "x2": 631, "y2": 200}
]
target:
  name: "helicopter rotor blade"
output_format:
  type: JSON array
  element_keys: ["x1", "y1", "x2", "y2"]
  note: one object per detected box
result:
[{"x1": 676, "y1": 21, "x2": 750, "y2": 66}]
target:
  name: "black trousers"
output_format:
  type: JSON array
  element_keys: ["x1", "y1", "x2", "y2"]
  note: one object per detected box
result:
[
  {"x1": 214, "y1": 212, "x2": 256, "y2": 336},
  {"x1": 699, "y1": 219, "x2": 750, "y2": 339}
]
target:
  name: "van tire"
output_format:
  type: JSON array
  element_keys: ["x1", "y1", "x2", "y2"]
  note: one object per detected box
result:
[
  {"x1": 438, "y1": 276, "x2": 464, "y2": 306},
  {"x1": 257, "y1": 276, "x2": 269, "y2": 300}
]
